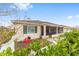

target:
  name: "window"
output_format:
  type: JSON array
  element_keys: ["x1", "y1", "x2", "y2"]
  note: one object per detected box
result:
[
  {"x1": 58, "y1": 27, "x2": 63, "y2": 33},
  {"x1": 23, "y1": 25, "x2": 37, "y2": 34},
  {"x1": 23, "y1": 26, "x2": 27, "y2": 34}
]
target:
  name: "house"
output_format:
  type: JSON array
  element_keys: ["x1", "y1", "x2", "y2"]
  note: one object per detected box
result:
[{"x1": 11, "y1": 20, "x2": 72, "y2": 40}]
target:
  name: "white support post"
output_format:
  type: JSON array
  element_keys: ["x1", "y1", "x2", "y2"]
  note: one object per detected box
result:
[
  {"x1": 38, "y1": 25, "x2": 41, "y2": 36},
  {"x1": 63, "y1": 27, "x2": 64, "y2": 33},
  {"x1": 43, "y1": 25, "x2": 46, "y2": 37},
  {"x1": 56, "y1": 25, "x2": 58, "y2": 34}
]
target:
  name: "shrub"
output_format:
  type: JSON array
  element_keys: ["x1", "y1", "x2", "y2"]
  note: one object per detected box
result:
[
  {"x1": 13, "y1": 48, "x2": 31, "y2": 56},
  {"x1": 29, "y1": 40, "x2": 41, "y2": 51},
  {"x1": 0, "y1": 47, "x2": 13, "y2": 56},
  {"x1": 36, "y1": 29, "x2": 79, "y2": 56},
  {"x1": 1, "y1": 29, "x2": 79, "y2": 56}
]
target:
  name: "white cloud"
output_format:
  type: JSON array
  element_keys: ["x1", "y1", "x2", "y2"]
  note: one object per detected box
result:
[
  {"x1": 13, "y1": 3, "x2": 33, "y2": 10},
  {"x1": 67, "y1": 16, "x2": 73, "y2": 19},
  {"x1": 67, "y1": 15, "x2": 79, "y2": 20},
  {"x1": 75, "y1": 15, "x2": 79, "y2": 18}
]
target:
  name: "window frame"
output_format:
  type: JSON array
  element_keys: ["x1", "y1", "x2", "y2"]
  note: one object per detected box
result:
[{"x1": 23, "y1": 25, "x2": 37, "y2": 34}]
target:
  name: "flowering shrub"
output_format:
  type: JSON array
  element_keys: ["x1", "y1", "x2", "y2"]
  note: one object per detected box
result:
[{"x1": 23, "y1": 37, "x2": 32, "y2": 44}]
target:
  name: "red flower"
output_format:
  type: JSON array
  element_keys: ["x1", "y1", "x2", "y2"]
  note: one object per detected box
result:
[
  {"x1": 23, "y1": 39, "x2": 32, "y2": 44},
  {"x1": 23, "y1": 36, "x2": 31, "y2": 47}
]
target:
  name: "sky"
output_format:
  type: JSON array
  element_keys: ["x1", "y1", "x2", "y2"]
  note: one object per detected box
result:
[{"x1": 0, "y1": 3, "x2": 79, "y2": 27}]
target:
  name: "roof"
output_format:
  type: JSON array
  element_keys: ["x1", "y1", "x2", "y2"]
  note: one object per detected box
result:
[
  {"x1": 11, "y1": 20, "x2": 72, "y2": 28},
  {"x1": 12, "y1": 20, "x2": 57, "y2": 24}
]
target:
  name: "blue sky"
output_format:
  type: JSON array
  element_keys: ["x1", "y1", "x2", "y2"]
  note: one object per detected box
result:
[{"x1": 0, "y1": 3, "x2": 79, "y2": 27}]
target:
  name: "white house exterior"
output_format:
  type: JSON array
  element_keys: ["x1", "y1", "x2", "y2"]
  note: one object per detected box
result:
[{"x1": 12, "y1": 20, "x2": 72, "y2": 40}]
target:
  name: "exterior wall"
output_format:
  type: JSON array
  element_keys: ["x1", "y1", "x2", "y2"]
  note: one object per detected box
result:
[
  {"x1": 14, "y1": 23, "x2": 72, "y2": 40},
  {"x1": 14, "y1": 24, "x2": 41, "y2": 40},
  {"x1": 23, "y1": 25, "x2": 41, "y2": 39}
]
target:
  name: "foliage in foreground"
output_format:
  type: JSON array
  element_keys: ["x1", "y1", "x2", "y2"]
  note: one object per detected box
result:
[
  {"x1": 13, "y1": 48, "x2": 31, "y2": 56},
  {"x1": 36, "y1": 29, "x2": 79, "y2": 56},
  {"x1": 1, "y1": 29, "x2": 79, "y2": 56},
  {"x1": 0, "y1": 39, "x2": 49, "y2": 56},
  {"x1": 0, "y1": 47, "x2": 13, "y2": 56}
]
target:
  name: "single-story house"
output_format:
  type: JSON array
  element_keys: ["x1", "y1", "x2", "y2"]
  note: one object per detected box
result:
[{"x1": 11, "y1": 20, "x2": 72, "y2": 40}]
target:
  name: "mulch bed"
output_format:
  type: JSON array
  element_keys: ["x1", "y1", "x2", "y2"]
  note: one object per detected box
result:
[{"x1": 15, "y1": 39, "x2": 49, "y2": 51}]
